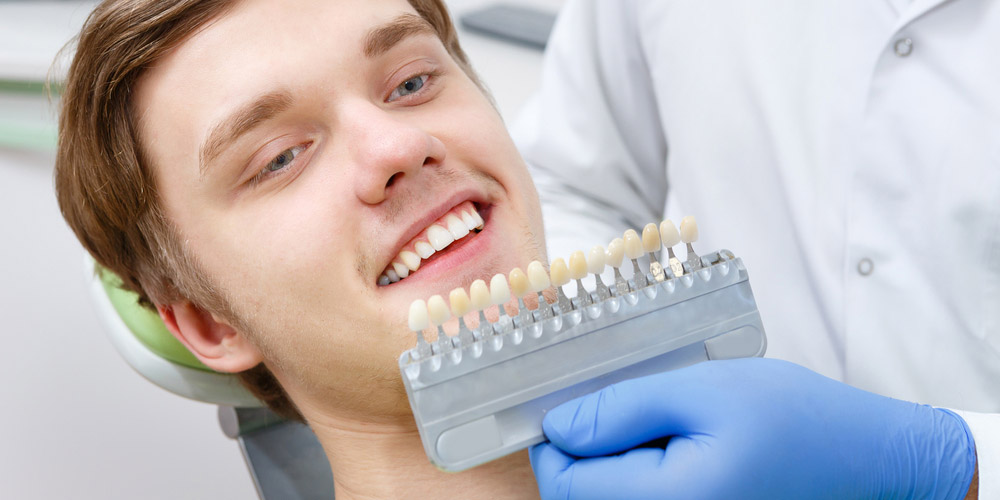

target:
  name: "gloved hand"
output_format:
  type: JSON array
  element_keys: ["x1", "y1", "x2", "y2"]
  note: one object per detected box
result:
[{"x1": 530, "y1": 358, "x2": 976, "y2": 500}]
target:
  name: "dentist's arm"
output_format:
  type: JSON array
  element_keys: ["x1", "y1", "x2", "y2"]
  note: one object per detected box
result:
[
  {"x1": 513, "y1": 0, "x2": 668, "y2": 258},
  {"x1": 530, "y1": 358, "x2": 978, "y2": 500}
]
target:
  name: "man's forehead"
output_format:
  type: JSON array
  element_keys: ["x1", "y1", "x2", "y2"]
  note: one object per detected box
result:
[{"x1": 134, "y1": 0, "x2": 425, "y2": 180}]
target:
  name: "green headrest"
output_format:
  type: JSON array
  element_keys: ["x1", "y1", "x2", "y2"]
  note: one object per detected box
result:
[{"x1": 99, "y1": 268, "x2": 213, "y2": 372}]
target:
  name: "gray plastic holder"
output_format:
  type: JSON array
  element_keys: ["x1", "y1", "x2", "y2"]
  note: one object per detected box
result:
[{"x1": 399, "y1": 250, "x2": 766, "y2": 472}]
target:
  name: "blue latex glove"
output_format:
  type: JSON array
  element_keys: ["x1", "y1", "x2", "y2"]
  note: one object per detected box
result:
[{"x1": 531, "y1": 358, "x2": 976, "y2": 500}]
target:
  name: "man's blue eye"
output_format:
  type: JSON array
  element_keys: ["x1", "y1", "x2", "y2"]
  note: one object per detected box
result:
[
  {"x1": 390, "y1": 75, "x2": 428, "y2": 101},
  {"x1": 264, "y1": 145, "x2": 305, "y2": 173}
]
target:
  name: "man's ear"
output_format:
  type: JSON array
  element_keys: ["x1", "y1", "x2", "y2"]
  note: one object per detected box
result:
[{"x1": 157, "y1": 302, "x2": 263, "y2": 373}]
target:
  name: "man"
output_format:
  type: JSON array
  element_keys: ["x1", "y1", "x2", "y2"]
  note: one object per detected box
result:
[
  {"x1": 56, "y1": 1, "x2": 987, "y2": 499},
  {"x1": 56, "y1": 0, "x2": 544, "y2": 497},
  {"x1": 516, "y1": 0, "x2": 997, "y2": 498}
]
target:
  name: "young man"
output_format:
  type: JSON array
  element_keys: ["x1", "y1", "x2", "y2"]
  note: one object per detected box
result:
[
  {"x1": 56, "y1": 0, "x2": 983, "y2": 499},
  {"x1": 56, "y1": 0, "x2": 543, "y2": 497}
]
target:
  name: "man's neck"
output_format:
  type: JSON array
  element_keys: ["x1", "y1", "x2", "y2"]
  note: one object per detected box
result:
[{"x1": 310, "y1": 412, "x2": 540, "y2": 500}]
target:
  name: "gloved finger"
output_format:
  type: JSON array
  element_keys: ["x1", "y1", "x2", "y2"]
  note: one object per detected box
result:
[
  {"x1": 531, "y1": 442, "x2": 682, "y2": 500},
  {"x1": 543, "y1": 367, "x2": 715, "y2": 457}
]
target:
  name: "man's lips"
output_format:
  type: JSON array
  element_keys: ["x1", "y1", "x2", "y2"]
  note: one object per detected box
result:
[{"x1": 377, "y1": 200, "x2": 488, "y2": 286}]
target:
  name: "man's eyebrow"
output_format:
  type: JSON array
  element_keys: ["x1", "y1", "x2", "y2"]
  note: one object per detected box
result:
[
  {"x1": 363, "y1": 13, "x2": 436, "y2": 59},
  {"x1": 199, "y1": 91, "x2": 293, "y2": 176}
]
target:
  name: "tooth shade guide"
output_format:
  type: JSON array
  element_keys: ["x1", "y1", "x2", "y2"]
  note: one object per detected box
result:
[{"x1": 399, "y1": 245, "x2": 766, "y2": 472}]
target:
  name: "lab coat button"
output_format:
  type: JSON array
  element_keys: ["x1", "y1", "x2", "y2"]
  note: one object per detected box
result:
[
  {"x1": 857, "y1": 258, "x2": 874, "y2": 276},
  {"x1": 893, "y1": 38, "x2": 913, "y2": 57}
]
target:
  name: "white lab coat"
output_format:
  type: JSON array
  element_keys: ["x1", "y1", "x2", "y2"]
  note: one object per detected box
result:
[{"x1": 513, "y1": 0, "x2": 1000, "y2": 495}]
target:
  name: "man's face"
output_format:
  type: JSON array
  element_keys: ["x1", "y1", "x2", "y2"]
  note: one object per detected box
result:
[{"x1": 135, "y1": 0, "x2": 545, "y2": 415}]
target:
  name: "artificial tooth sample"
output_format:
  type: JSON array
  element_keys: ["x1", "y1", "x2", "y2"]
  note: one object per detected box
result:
[
  {"x1": 490, "y1": 273, "x2": 514, "y2": 333},
  {"x1": 549, "y1": 257, "x2": 573, "y2": 313},
  {"x1": 606, "y1": 237, "x2": 629, "y2": 295},
  {"x1": 427, "y1": 294, "x2": 453, "y2": 353},
  {"x1": 526, "y1": 260, "x2": 553, "y2": 318},
  {"x1": 623, "y1": 229, "x2": 648, "y2": 289},
  {"x1": 660, "y1": 219, "x2": 684, "y2": 278},
  {"x1": 415, "y1": 241, "x2": 435, "y2": 259},
  {"x1": 470, "y1": 279, "x2": 492, "y2": 334},
  {"x1": 587, "y1": 245, "x2": 611, "y2": 300},
  {"x1": 680, "y1": 216, "x2": 701, "y2": 269},
  {"x1": 568, "y1": 250, "x2": 591, "y2": 305},
  {"x1": 642, "y1": 223, "x2": 666, "y2": 282},
  {"x1": 446, "y1": 214, "x2": 470, "y2": 240},
  {"x1": 470, "y1": 279, "x2": 491, "y2": 310},
  {"x1": 392, "y1": 262, "x2": 410, "y2": 279},
  {"x1": 427, "y1": 224, "x2": 454, "y2": 251},
  {"x1": 450, "y1": 287, "x2": 474, "y2": 346},
  {"x1": 399, "y1": 250, "x2": 421, "y2": 272},
  {"x1": 408, "y1": 299, "x2": 432, "y2": 358},
  {"x1": 508, "y1": 267, "x2": 534, "y2": 326},
  {"x1": 490, "y1": 273, "x2": 511, "y2": 305}
]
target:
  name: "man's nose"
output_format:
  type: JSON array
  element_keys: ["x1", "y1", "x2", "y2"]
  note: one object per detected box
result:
[{"x1": 346, "y1": 101, "x2": 446, "y2": 205}]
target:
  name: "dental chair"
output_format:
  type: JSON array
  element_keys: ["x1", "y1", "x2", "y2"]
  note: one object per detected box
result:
[{"x1": 88, "y1": 261, "x2": 335, "y2": 500}]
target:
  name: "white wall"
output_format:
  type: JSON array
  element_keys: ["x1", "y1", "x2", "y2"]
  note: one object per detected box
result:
[{"x1": 0, "y1": 1, "x2": 559, "y2": 499}]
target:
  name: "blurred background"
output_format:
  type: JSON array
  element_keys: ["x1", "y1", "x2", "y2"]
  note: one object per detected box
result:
[{"x1": 0, "y1": 0, "x2": 562, "y2": 498}]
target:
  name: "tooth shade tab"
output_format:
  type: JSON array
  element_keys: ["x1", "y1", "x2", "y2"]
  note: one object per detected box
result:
[
  {"x1": 392, "y1": 262, "x2": 410, "y2": 279},
  {"x1": 399, "y1": 251, "x2": 421, "y2": 271},
  {"x1": 527, "y1": 261, "x2": 551, "y2": 292},
  {"x1": 623, "y1": 230, "x2": 644, "y2": 260},
  {"x1": 427, "y1": 295, "x2": 450, "y2": 326},
  {"x1": 490, "y1": 273, "x2": 511, "y2": 304},
  {"x1": 450, "y1": 287, "x2": 472, "y2": 317},
  {"x1": 446, "y1": 214, "x2": 470, "y2": 240},
  {"x1": 587, "y1": 245, "x2": 606, "y2": 275},
  {"x1": 427, "y1": 224, "x2": 455, "y2": 251},
  {"x1": 660, "y1": 219, "x2": 681, "y2": 247},
  {"x1": 680, "y1": 216, "x2": 699, "y2": 243},
  {"x1": 607, "y1": 238, "x2": 626, "y2": 268},
  {"x1": 549, "y1": 258, "x2": 570, "y2": 287},
  {"x1": 509, "y1": 267, "x2": 530, "y2": 298},
  {"x1": 414, "y1": 241, "x2": 435, "y2": 259},
  {"x1": 568, "y1": 251, "x2": 588, "y2": 280},
  {"x1": 642, "y1": 223, "x2": 661, "y2": 253},
  {"x1": 408, "y1": 299, "x2": 429, "y2": 331},
  {"x1": 470, "y1": 279, "x2": 491, "y2": 310}
]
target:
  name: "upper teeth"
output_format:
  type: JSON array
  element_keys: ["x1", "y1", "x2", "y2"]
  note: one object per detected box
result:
[{"x1": 378, "y1": 204, "x2": 485, "y2": 285}]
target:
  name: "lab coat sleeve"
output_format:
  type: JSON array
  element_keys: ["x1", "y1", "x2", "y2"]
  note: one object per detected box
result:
[
  {"x1": 512, "y1": 0, "x2": 668, "y2": 259},
  {"x1": 951, "y1": 410, "x2": 1000, "y2": 498}
]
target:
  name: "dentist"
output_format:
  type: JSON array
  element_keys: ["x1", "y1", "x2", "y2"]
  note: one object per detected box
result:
[{"x1": 515, "y1": 1, "x2": 999, "y2": 498}]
